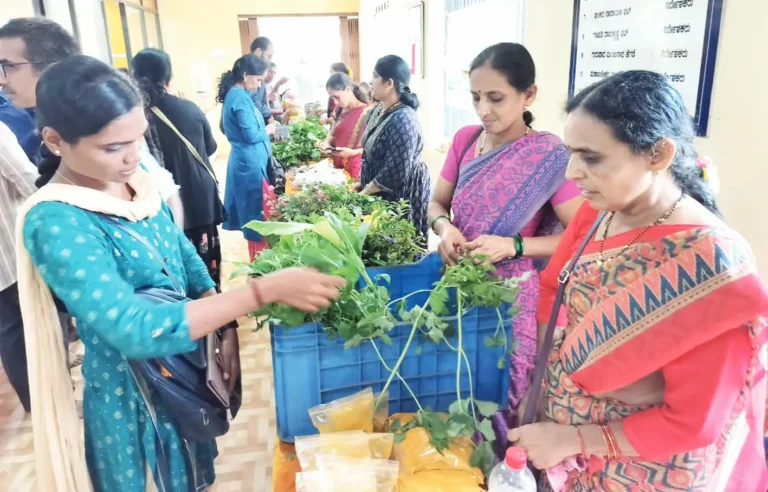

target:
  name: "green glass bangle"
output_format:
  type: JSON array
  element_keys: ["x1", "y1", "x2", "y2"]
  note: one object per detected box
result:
[
  {"x1": 431, "y1": 215, "x2": 451, "y2": 231},
  {"x1": 512, "y1": 234, "x2": 524, "y2": 259}
]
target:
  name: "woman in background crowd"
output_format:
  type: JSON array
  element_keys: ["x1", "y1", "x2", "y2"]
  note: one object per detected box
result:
[
  {"x1": 325, "y1": 62, "x2": 352, "y2": 124},
  {"x1": 217, "y1": 54, "x2": 275, "y2": 261},
  {"x1": 317, "y1": 73, "x2": 371, "y2": 179},
  {"x1": 132, "y1": 48, "x2": 229, "y2": 292},
  {"x1": 18, "y1": 55, "x2": 344, "y2": 492},
  {"x1": 509, "y1": 70, "x2": 768, "y2": 491},
  {"x1": 360, "y1": 55, "x2": 431, "y2": 236},
  {"x1": 428, "y1": 43, "x2": 582, "y2": 448}
]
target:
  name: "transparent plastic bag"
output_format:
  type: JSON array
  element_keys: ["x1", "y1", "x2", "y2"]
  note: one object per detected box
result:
[
  {"x1": 309, "y1": 388, "x2": 375, "y2": 433},
  {"x1": 390, "y1": 413, "x2": 483, "y2": 484},
  {"x1": 398, "y1": 470, "x2": 485, "y2": 491},
  {"x1": 295, "y1": 469, "x2": 378, "y2": 492},
  {"x1": 315, "y1": 455, "x2": 399, "y2": 492},
  {"x1": 373, "y1": 391, "x2": 389, "y2": 432},
  {"x1": 295, "y1": 431, "x2": 372, "y2": 471},
  {"x1": 367, "y1": 433, "x2": 395, "y2": 460}
]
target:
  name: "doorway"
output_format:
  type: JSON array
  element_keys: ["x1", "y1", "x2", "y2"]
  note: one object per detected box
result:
[{"x1": 237, "y1": 15, "x2": 361, "y2": 103}]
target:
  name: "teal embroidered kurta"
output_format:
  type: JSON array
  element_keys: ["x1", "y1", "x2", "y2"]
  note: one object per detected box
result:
[{"x1": 23, "y1": 201, "x2": 218, "y2": 492}]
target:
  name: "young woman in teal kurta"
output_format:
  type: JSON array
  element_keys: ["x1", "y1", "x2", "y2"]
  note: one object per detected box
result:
[
  {"x1": 24, "y1": 200, "x2": 218, "y2": 490},
  {"x1": 19, "y1": 56, "x2": 344, "y2": 491}
]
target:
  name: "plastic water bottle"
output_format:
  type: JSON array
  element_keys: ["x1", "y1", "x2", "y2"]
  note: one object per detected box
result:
[{"x1": 488, "y1": 447, "x2": 537, "y2": 492}]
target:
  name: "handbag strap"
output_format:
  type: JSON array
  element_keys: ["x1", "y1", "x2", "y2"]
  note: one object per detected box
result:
[
  {"x1": 150, "y1": 106, "x2": 220, "y2": 186},
  {"x1": 457, "y1": 127, "x2": 485, "y2": 164},
  {"x1": 95, "y1": 214, "x2": 185, "y2": 296},
  {"x1": 521, "y1": 211, "x2": 607, "y2": 426}
]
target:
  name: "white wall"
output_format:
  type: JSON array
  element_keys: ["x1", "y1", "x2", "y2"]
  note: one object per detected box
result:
[
  {"x1": 72, "y1": 0, "x2": 111, "y2": 63},
  {"x1": 1, "y1": 0, "x2": 36, "y2": 22},
  {"x1": 360, "y1": 0, "x2": 768, "y2": 276}
]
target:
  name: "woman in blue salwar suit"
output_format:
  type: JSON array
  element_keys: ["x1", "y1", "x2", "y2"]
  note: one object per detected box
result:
[{"x1": 217, "y1": 54, "x2": 276, "y2": 258}]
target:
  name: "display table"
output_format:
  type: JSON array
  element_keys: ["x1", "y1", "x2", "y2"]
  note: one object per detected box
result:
[
  {"x1": 272, "y1": 439, "x2": 301, "y2": 492},
  {"x1": 284, "y1": 160, "x2": 351, "y2": 196}
]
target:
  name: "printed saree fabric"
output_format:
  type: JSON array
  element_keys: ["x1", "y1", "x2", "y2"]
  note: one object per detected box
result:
[
  {"x1": 449, "y1": 131, "x2": 570, "y2": 450},
  {"x1": 330, "y1": 105, "x2": 371, "y2": 179},
  {"x1": 540, "y1": 204, "x2": 768, "y2": 491}
]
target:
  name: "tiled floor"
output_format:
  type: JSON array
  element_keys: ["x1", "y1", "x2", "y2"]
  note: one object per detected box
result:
[{"x1": 0, "y1": 223, "x2": 277, "y2": 491}]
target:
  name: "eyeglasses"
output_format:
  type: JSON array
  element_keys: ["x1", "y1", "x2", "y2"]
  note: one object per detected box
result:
[{"x1": 0, "y1": 61, "x2": 52, "y2": 78}]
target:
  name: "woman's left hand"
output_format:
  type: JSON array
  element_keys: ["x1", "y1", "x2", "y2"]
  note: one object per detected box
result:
[
  {"x1": 508, "y1": 423, "x2": 581, "y2": 470},
  {"x1": 462, "y1": 234, "x2": 515, "y2": 264},
  {"x1": 332, "y1": 147, "x2": 357, "y2": 158},
  {"x1": 220, "y1": 328, "x2": 241, "y2": 393}
]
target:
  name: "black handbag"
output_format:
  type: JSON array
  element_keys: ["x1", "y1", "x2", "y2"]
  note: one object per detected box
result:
[
  {"x1": 268, "y1": 155, "x2": 286, "y2": 195},
  {"x1": 97, "y1": 215, "x2": 242, "y2": 490}
]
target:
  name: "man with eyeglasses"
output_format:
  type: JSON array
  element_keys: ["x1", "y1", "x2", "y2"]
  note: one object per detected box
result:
[
  {"x1": 0, "y1": 18, "x2": 79, "y2": 413},
  {"x1": 0, "y1": 18, "x2": 80, "y2": 163}
]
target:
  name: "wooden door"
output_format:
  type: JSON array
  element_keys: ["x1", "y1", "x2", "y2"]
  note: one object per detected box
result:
[
  {"x1": 339, "y1": 17, "x2": 361, "y2": 83},
  {"x1": 238, "y1": 17, "x2": 259, "y2": 55}
]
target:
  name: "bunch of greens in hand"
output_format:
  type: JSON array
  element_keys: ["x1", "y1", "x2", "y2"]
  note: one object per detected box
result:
[
  {"x1": 236, "y1": 212, "x2": 396, "y2": 344},
  {"x1": 272, "y1": 119, "x2": 328, "y2": 167}
]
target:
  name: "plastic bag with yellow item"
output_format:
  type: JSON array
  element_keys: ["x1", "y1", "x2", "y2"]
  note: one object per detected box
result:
[
  {"x1": 367, "y1": 432, "x2": 395, "y2": 460},
  {"x1": 389, "y1": 413, "x2": 484, "y2": 484},
  {"x1": 309, "y1": 388, "x2": 375, "y2": 433},
  {"x1": 314, "y1": 455, "x2": 399, "y2": 492},
  {"x1": 294, "y1": 431, "x2": 372, "y2": 471},
  {"x1": 398, "y1": 470, "x2": 485, "y2": 492},
  {"x1": 295, "y1": 469, "x2": 377, "y2": 492}
]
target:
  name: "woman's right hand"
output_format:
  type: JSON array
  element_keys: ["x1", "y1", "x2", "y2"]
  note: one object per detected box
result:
[
  {"x1": 266, "y1": 123, "x2": 277, "y2": 136},
  {"x1": 437, "y1": 223, "x2": 467, "y2": 266},
  {"x1": 316, "y1": 141, "x2": 330, "y2": 151},
  {"x1": 257, "y1": 267, "x2": 345, "y2": 312}
]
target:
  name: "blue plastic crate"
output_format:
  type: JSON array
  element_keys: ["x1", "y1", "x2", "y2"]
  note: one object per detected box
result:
[
  {"x1": 360, "y1": 253, "x2": 444, "y2": 311},
  {"x1": 271, "y1": 306, "x2": 511, "y2": 442}
]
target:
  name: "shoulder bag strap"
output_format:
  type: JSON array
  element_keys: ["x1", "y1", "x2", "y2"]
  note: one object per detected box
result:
[
  {"x1": 457, "y1": 127, "x2": 485, "y2": 164},
  {"x1": 95, "y1": 213, "x2": 185, "y2": 296},
  {"x1": 150, "y1": 106, "x2": 220, "y2": 186},
  {"x1": 521, "y1": 211, "x2": 607, "y2": 426}
]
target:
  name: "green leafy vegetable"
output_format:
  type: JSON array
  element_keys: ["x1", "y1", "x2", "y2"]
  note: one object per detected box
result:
[{"x1": 272, "y1": 119, "x2": 328, "y2": 167}]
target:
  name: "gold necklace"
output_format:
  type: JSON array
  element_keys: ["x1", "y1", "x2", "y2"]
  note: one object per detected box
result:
[
  {"x1": 55, "y1": 170, "x2": 77, "y2": 186},
  {"x1": 478, "y1": 126, "x2": 531, "y2": 157},
  {"x1": 597, "y1": 194, "x2": 686, "y2": 267}
]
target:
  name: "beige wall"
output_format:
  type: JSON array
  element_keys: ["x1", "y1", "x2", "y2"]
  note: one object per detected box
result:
[
  {"x1": 1, "y1": 0, "x2": 36, "y2": 20},
  {"x1": 523, "y1": 0, "x2": 768, "y2": 277}
]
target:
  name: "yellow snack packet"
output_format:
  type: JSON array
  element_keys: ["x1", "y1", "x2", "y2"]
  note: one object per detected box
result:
[
  {"x1": 295, "y1": 469, "x2": 378, "y2": 492},
  {"x1": 398, "y1": 470, "x2": 485, "y2": 491},
  {"x1": 367, "y1": 433, "x2": 395, "y2": 460},
  {"x1": 373, "y1": 391, "x2": 389, "y2": 432},
  {"x1": 390, "y1": 413, "x2": 483, "y2": 484},
  {"x1": 309, "y1": 388, "x2": 375, "y2": 433},
  {"x1": 315, "y1": 455, "x2": 399, "y2": 492},
  {"x1": 294, "y1": 431, "x2": 372, "y2": 471}
]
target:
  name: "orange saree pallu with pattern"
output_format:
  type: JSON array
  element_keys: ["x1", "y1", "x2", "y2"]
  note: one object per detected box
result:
[{"x1": 539, "y1": 207, "x2": 768, "y2": 491}]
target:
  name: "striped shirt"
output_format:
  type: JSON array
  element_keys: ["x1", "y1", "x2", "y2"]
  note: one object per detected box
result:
[{"x1": 0, "y1": 121, "x2": 38, "y2": 290}]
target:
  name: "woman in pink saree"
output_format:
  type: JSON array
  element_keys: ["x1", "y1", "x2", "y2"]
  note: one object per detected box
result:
[{"x1": 428, "y1": 43, "x2": 583, "y2": 450}]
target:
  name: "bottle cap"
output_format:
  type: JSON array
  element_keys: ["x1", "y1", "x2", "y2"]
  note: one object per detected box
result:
[{"x1": 504, "y1": 447, "x2": 528, "y2": 470}]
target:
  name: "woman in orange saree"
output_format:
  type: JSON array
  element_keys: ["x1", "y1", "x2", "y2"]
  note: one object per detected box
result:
[
  {"x1": 318, "y1": 73, "x2": 371, "y2": 180},
  {"x1": 509, "y1": 71, "x2": 768, "y2": 491}
]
